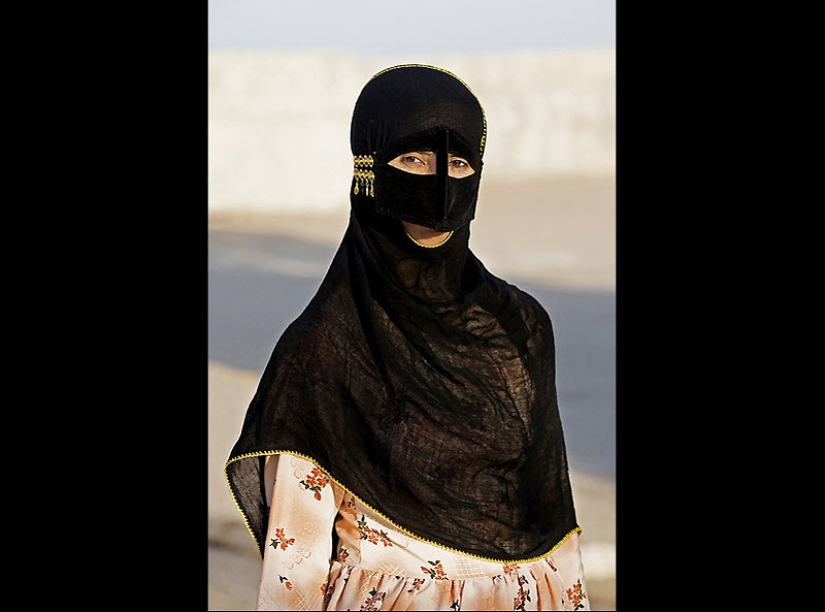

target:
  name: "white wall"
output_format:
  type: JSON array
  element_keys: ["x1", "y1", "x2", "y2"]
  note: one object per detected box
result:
[{"x1": 208, "y1": 50, "x2": 615, "y2": 214}]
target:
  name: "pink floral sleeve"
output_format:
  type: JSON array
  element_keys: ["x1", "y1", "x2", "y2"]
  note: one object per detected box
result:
[{"x1": 256, "y1": 454, "x2": 344, "y2": 611}]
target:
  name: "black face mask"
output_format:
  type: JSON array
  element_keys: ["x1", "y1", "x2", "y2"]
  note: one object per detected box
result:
[{"x1": 350, "y1": 66, "x2": 486, "y2": 231}]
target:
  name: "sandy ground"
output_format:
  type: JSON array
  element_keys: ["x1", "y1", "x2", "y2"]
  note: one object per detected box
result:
[{"x1": 208, "y1": 174, "x2": 616, "y2": 610}]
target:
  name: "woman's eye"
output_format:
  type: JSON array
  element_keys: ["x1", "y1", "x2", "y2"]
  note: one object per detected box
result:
[
  {"x1": 401, "y1": 155, "x2": 424, "y2": 164},
  {"x1": 446, "y1": 157, "x2": 475, "y2": 178}
]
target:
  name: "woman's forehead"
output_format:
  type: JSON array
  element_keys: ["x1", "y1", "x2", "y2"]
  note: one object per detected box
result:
[
  {"x1": 351, "y1": 66, "x2": 485, "y2": 159},
  {"x1": 381, "y1": 126, "x2": 477, "y2": 162}
]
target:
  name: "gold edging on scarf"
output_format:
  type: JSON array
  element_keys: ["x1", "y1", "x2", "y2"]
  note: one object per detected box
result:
[
  {"x1": 225, "y1": 450, "x2": 582, "y2": 563},
  {"x1": 366, "y1": 64, "x2": 487, "y2": 158}
]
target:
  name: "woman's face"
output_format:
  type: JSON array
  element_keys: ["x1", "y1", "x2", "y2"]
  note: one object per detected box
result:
[{"x1": 388, "y1": 151, "x2": 475, "y2": 178}]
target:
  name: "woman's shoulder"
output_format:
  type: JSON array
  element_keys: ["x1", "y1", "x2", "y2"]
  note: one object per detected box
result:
[
  {"x1": 510, "y1": 282, "x2": 551, "y2": 317},
  {"x1": 482, "y1": 268, "x2": 553, "y2": 326},
  {"x1": 271, "y1": 289, "x2": 365, "y2": 370}
]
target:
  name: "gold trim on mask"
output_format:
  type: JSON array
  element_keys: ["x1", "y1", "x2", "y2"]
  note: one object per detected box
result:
[{"x1": 405, "y1": 230, "x2": 454, "y2": 249}]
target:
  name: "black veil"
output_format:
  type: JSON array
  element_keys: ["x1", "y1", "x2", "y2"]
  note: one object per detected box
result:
[{"x1": 226, "y1": 65, "x2": 579, "y2": 562}]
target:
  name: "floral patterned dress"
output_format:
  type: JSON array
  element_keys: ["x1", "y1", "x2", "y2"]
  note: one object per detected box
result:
[{"x1": 256, "y1": 454, "x2": 589, "y2": 611}]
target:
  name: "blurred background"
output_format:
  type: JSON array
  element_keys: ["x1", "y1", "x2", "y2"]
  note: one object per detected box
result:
[{"x1": 208, "y1": 1, "x2": 615, "y2": 609}]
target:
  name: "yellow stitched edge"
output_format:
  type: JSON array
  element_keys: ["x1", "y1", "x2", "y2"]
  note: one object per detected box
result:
[
  {"x1": 404, "y1": 229, "x2": 455, "y2": 249},
  {"x1": 225, "y1": 450, "x2": 582, "y2": 564},
  {"x1": 224, "y1": 453, "x2": 266, "y2": 558},
  {"x1": 365, "y1": 64, "x2": 487, "y2": 158}
]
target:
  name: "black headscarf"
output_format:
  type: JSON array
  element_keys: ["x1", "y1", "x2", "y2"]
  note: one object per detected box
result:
[{"x1": 226, "y1": 65, "x2": 579, "y2": 563}]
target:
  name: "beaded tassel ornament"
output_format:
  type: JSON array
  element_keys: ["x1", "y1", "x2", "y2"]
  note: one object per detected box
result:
[{"x1": 353, "y1": 155, "x2": 375, "y2": 197}]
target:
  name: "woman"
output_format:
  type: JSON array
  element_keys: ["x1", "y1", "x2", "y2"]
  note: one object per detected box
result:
[{"x1": 226, "y1": 64, "x2": 589, "y2": 611}]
